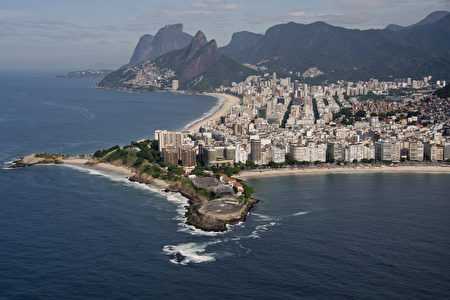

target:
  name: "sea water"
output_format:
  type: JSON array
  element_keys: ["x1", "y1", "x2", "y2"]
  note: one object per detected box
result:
[{"x1": 1, "y1": 73, "x2": 449, "y2": 298}]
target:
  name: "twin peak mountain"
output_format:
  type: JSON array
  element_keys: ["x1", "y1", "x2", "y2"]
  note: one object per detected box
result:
[{"x1": 98, "y1": 24, "x2": 251, "y2": 92}]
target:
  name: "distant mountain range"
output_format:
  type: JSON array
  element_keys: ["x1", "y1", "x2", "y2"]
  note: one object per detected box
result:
[
  {"x1": 98, "y1": 11, "x2": 449, "y2": 92},
  {"x1": 385, "y1": 11, "x2": 449, "y2": 31},
  {"x1": 129, "y1": 24, "x2": 193, "y2": 65},
  {"x1": 219, "y1": 11, "x2": 450, "y2": 81}
]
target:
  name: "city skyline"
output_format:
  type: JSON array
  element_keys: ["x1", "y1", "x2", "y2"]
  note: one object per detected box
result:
[{"x1": 1, "y1": 0, "x2": 449, "y2": 71}]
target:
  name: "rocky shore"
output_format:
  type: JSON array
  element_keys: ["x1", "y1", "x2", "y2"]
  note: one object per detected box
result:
[
  {"x1": 10, "y1": 154, "x2": 258, "y2": 232},
  {"x1": 9, "y1": 153, "x2": 64, "y2": 168},
  {"x1": 129, "y1": 173, "x2": 258, "y2": 231}
]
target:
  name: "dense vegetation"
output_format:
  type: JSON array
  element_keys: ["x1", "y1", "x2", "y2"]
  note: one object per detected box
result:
[
  {"x1": 219, "y1": 15, "x2": 450, "y2": 81},
  {"x1": 91, "y1": 140, "x2": 258, "y2": 199},
  {"x1": 188, "y1": 57, "x2": 257, "y2": 91},
  {"x1": 433, "y1": 85, "x2": 450, "y2": 98}
]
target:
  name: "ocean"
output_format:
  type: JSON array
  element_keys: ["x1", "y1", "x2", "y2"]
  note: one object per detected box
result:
[{"x1": 1, "y1": 73, "x2": 449, "y2": 299}]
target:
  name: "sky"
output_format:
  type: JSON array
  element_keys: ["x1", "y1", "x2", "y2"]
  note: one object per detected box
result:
[{"x1": 1, "y1": 0, "x2": 449, "y2": 72}]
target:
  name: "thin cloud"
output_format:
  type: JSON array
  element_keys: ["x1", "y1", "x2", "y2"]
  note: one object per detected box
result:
[{"x1": 191, "y1": 0, "x2": 241, "y2": 10}]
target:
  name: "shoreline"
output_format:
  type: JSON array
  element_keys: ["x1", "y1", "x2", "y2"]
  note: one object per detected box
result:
[
  {"x1": 185, "y1": 93, "x2": 240, "y2": 132},
  {"x1": 62, "y1": 158, "x2": 170, "y2": 189},
  {"x1": 94, "y1": 86, "x2": 239, "y2": 134},
  {"x1": 237, "y1": 165, "x2": 450, "y2": 179}
]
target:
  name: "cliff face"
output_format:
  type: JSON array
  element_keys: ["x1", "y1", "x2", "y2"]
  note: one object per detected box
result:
[
  {"x1": 129, "y1": 34, "x2": 154, "y2": 65},
  {"x1": 219, "y1": 31, "x2": 263, "y2": 57},
  {"x1": 153, "y1": 30, "x2": 223, "y2": 84},
  {"x1": 179, "y1": 32, "x2": 222, "y2": 82},
  {"x1": 129, "y1": 24, "x2": 193, "y2": 65}
]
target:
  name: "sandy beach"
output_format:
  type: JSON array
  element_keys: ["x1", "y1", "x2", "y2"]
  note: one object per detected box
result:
[
  {"x1": 63, "y1": 158, "x2": 133, "y2": 175},
  {"x1": 62, "y1": 158, "x2": 169, "y2": 189},
  {"x1": 237, "y1": 165, "x2": 450, "y2": 179},
  {"x1": 186, "y1": 93, "x2": 240, "y2": 132}
]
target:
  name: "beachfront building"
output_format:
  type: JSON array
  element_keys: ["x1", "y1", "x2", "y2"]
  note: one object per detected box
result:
[{"x1": 155, "y1": 130, "x2": 187, "y2": 152}]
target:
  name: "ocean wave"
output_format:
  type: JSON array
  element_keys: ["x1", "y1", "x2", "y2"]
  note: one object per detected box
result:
[
  {"x1": 182, "y1": 95, "x2": 225, "y2": 130},
  {"x1": 293, "y1": 211, "x2": 308, "y2": 216},
  {"x1": 60, "y1": 164, "x2": 227, "y2": 237},
  {"x1": 248, "y1": 222, "x2": 278, "y2": 239},
  {"x1": 163, "y1": 243, "x2": 216, "y2": 265},
  {"x1": 59, "y1": 164, "x2": 279, "y2": 264},
  {"x1": 2, "y1": 157, "x2": 20, "y2": 169},
  {"x1": 251, "y1": 213, "x2": 276, "y2": 221}
]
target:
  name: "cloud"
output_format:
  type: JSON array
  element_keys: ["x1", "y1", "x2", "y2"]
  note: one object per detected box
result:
[
  {"x1": 126, "y1": 1, "x2": 241, "y2": 33},
  {"x1": 191, "y1": 0, "x2": 241, "y2": 10},
  {"x1": 245, "y1": 11, "x2": 364, "y2": 27},
  {"x1": 245, "y1": 0, "x2": 450, "y2": 29}
]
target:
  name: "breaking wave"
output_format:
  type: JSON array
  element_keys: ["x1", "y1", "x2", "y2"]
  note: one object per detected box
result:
[
  {"x1": 182, "y1": 95, "x2": 225, "y2": 130},
  {"x1": 293, "y1": 211, "x2": 308, "y2": 216}
]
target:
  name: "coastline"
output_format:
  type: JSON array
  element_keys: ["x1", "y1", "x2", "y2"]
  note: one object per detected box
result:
[
  {"x1": 185, "y1": 93, "x2": 240, "y2": 132},
  {"x1": 63, "y1": 158, "x2": 170, "y2": 189},
  {"x1": 237, "y1": 165, "x2": 450, "y2": 179},
  {"x1": 93, "y1": 85, "x2": 239, "y2": 133}
]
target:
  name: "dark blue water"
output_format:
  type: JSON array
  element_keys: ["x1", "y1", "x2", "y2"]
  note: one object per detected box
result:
[{"x1": 1, "y1": 74, "x2": 449, "y2": 299}]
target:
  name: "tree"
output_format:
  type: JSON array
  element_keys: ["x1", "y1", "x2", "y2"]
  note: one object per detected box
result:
[{"x1": 168, "y1": 165, "x2": 184, "y2": 176}]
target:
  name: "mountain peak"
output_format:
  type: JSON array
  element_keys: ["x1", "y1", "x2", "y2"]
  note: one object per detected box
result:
[
  {"x1": 193, "y1": 31, "x2": 207, "y2": 45},
  {"x1": 157, "y1": 23, "x2": 184, "y2": 35},
  {"x1": 186, "y1": 31, "x2": 208, "y2": 60},
  {"x1": 129, "y1": 24, "x2": 193, "y2": 65}
]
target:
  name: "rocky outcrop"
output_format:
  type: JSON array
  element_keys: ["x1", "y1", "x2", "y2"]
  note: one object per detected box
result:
[
  {"x1": 164, "y1": 181, "x2": 258, "y2": 232},
  {"x1": 11, "y1": 153, "x2": 258, "y2": 232},
  {"x1": 129, "y1": 24, "x2": 193, "y2": 65},
  {"x1": 10, "y1": 153, "x2": 63, "y2": 168},
  {"x1": 129, "y1": 34, "x2": 154, "y2": 65}
]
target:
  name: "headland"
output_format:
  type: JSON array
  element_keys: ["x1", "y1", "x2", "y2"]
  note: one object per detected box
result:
[{"x1": 10, "y1": 151, "x2": 257, "y2": 232}]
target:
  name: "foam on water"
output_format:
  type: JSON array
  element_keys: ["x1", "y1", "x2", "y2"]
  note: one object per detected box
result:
[
  {"x1": 57, "y1": 164, "x2": 282, "y2": 265},
  {"x1": 163, "y1": 243, "x2": 216, "y2": 265},
  {"x1": 252, "y1": 213, "x2": 276, "y2": 221},
  {"x1": 60, "y1": 164, "x2": 227, "y2": 237},
  {"x1": 293, "y1": 211, "x2": 308, "y2": 216},
  {"x1": 248, "y1": 222, "x2": 278, "y2": 239}
]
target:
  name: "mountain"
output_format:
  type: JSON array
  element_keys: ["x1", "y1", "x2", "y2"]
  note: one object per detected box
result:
[
  {"x1": 154, "y1": 31, "x2": 256, "y2": 90},
  {"x1": 385, "y1": 11, "x2": 449, "y2": 31},
  {"x1": 220, "y1": 13, "x2": 450, "y2": 80},
  {"x1": 433, "y1": 85, "x2": 450, "y2": 98},
  {"x1": 129, "y1": 24, "x2": 193, "y2": 65},
  {"x1": 153, "y1": 31, "x2": 221, "y2": 83},
  {"x1": 97, "y1": 31, "x2": 256, "y2": 92},
  {"x1": 220, "y1": 31, "x2": 263, "y2": 58}
]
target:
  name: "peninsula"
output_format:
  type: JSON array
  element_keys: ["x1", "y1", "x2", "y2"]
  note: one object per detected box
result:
[{"x1": 10, "y1": 144, "x2": 258, "y2": 232}]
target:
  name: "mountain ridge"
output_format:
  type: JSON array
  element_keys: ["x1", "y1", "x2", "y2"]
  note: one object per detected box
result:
[
  {"x1": 385, "y1": 10, "x2": 449, "y2": 31},
  {"x1": 97, "y1": 31, "x2": 256, "y2": 92},
  {"x1": 219, "y1": 12, "x2": 450, "y2": 80}
]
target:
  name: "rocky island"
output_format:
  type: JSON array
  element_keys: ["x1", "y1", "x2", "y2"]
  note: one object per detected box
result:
[{"x1": 57, "y1": 69, "x2": 112, "y2": 79}]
